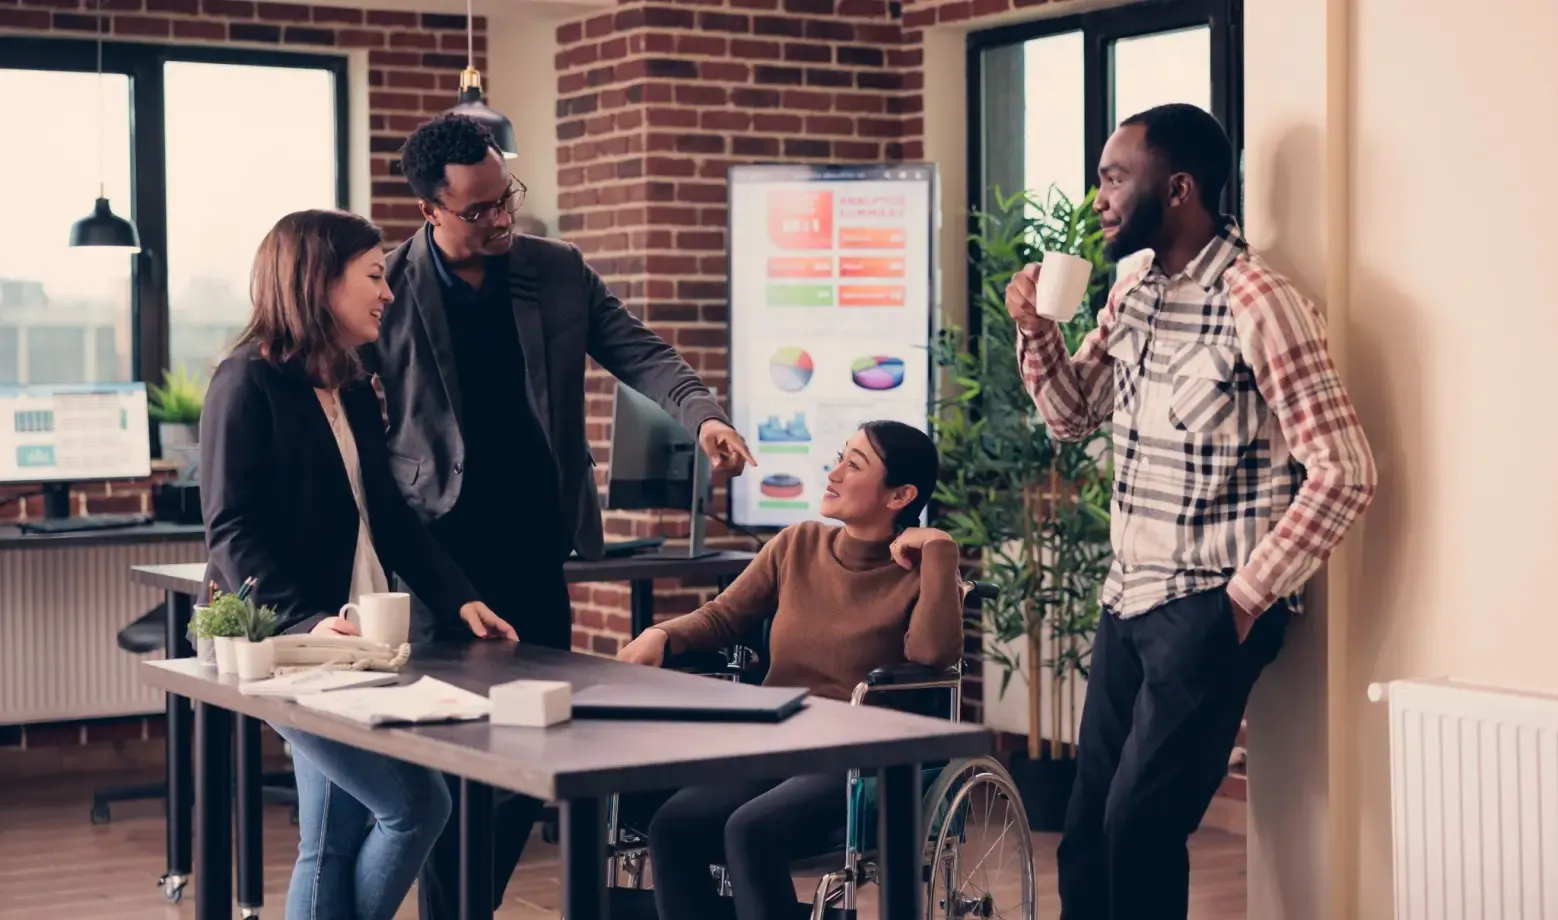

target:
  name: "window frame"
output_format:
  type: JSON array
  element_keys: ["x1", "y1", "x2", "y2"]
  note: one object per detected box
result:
[
  {"x1": 0, "y1": 37, "x2": 350, "y2": 388},
  {"x1": 964, "y1": 0, "x2": 1244, "y2": 337}
]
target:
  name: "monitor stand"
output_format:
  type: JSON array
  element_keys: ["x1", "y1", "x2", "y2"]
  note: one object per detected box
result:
[
  {"x1": 40, "y1": 481, "x2": 73, "y2": 520},
  {"x1": 646, "y1": 444, "x2": 719, "y2": 561}
]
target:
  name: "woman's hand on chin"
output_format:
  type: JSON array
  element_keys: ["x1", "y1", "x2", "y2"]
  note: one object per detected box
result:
[{"x1": 889, "y1": 527, "x2": 955, "y2": 570}]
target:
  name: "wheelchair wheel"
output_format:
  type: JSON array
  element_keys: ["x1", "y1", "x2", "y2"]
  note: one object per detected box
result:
[{"x1": 924, "y1": 762, "x2": 1035, "y2": 920}]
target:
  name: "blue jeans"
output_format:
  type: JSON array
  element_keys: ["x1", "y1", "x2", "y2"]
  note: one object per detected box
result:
[{"x1": 274, "y1": 724, "x2": 453, "y2": 920}]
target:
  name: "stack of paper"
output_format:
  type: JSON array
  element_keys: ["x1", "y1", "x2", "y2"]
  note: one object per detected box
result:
[
  {"x1": 294, "y1": 677, "x2": 493, "y2": 726},
  {"x1": 239, "y1": 669, "x2": 400, "y2": 701}
]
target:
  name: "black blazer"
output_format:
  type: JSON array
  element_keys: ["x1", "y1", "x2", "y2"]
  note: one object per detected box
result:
[
  {"x1": 199, "y1": 342, "x2": 478, "y2": 635},
  {"x1": 366, "y1": 230, "x2": 729, "y2": 560}
]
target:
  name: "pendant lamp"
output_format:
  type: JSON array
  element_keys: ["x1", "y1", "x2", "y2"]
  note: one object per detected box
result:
[
  {"x1": 71, "y1": 0, "x2": 140, "y2": 251},
  {"x1": 443, "y1": 0, "x2": 517, "y2": 159}
]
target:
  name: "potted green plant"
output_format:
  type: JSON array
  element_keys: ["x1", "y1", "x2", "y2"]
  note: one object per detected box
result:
[
  {"x1": 148, "y1": 364, "x2": 206, "y2": 467},
  {"x1": 192, "y1": 596, "x2": 246, "y2": 674},
  {"x1": 230, "y1": 593, "x2": 280, "y2": 681},
  {"x1": 931, "y1": 184, "x2": 1115, "y2": 830}
]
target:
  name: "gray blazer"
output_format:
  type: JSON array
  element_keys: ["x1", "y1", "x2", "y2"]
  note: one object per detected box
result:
[{"x1": 366, "y1": 229, "x2": 727, "y2": 560}]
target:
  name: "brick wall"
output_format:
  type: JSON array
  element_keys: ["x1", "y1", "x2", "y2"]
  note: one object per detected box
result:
[{"x1": 551, "y1": 0, "x2": 920, "y2": 656}]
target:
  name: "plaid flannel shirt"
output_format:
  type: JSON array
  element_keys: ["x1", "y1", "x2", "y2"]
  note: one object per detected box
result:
[{"x1": 1017, "y1": 223, "x2": 1376, "y2": 619}]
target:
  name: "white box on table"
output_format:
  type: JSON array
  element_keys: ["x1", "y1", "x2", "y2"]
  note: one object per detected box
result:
[{"x1": 489, "y1": 679, "x2": 572, "y2": 727}]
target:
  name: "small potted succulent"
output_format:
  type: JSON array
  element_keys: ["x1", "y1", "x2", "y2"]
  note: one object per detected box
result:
[
  {"x1": 191, "y1": 598, "x2": 245, "y2": 674},
  {"x1": 223, "y1": 582, "x2": 280, "y2": 680}
]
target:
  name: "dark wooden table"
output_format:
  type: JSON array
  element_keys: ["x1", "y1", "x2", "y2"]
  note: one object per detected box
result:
[
  {"x1": 141, "y1": 642, "x2": 991, "y2": 920},
  {"x1": 128, "y1": 553, "x2": 757, "y2": 911}
]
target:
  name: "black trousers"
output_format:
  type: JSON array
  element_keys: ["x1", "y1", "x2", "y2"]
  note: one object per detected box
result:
[
  {"x1": 1056, "y1": 588, "x2": 1289, "y2": 920},
  {"x1": 411, "y1": 552, "x2": 573, "y2": 920},
  {"x1": 648, "y1": 773, "x2": 846, "y2": 920}
]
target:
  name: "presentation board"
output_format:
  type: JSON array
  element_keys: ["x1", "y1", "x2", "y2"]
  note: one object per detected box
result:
[{"x1": 726, "y1": 164, "x2": 937, "y2": 529}]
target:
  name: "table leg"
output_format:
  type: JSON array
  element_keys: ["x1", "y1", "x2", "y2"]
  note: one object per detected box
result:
[
  {"x1": 236, "y1": 715, "x2": 263, "y2": 916},
  {"x1": 629, "y1": 578, "x2": 654, "y2": 637},
  {"x1": 459, "y1": 779, "x2": 494, "y2": 920},
  {"x1": 193, "y1": 701, "x2": 234, "y2": 920},
  {"x1": 161, "y1": 590, "x2": 194, "y2": 902},
  {"x1": 879, "y1": 763, "x2": 924, "y2": 920},
  {"x1": 561, "y1": 797, "x2": 606, "y2": 920}
]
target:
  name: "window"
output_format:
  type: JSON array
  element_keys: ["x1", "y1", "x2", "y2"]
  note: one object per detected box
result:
[
  {"x1": 0, "y1": 38, "x2": 348, "y2": 390},
  {"x1": 163, "y1": 62, "x2": 340, "y2": 379},
  {"x1": 970, "y1": 0, "x2": 1243, "y2": 217},
  {"x1": 0, "y1": 69, "x2": 134, "y2": 386}
]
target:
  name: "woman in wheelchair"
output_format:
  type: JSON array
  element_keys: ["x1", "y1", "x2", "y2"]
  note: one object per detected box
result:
[{"x1": 616, "y1": 420, "x2": 964, "y2": 920}]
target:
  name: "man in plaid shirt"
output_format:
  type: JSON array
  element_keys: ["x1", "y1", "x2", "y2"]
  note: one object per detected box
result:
[{"x1": 1008, "y1": 104, "x2": 1376, "y2": 919}]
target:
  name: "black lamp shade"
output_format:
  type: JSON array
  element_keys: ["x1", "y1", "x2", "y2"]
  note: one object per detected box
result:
[
  {"x1": 447, "y1": 86, "x2": 518, "y2": 160},
  {"x1": 70, "y1": 197, "x2": 141, "y2": 251}
]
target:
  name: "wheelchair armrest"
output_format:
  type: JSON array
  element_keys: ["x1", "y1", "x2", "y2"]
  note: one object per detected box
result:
[
  {"x1": 961, "y1": 579, "x2": 999, "y2": 603},
  {"x1": 864, "y1": 661, "x2": 964, "y2": 688}
]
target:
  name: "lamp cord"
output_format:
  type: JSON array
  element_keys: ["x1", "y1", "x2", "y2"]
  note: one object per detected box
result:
[{"x1": 95, "y1": 0, "x2": 104, "y2": 198}]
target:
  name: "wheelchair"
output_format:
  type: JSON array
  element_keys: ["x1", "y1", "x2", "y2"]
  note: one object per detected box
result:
[{"x1": 601, "y1": 580, "x2": 1037, "y2": 919}]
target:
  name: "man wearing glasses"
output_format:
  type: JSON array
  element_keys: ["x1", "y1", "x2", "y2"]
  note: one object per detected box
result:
[{"x1": 369, "y1": 113, "x2": 755, "y2": 920}]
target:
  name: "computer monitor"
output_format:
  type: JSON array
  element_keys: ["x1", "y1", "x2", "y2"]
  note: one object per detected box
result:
[
  {"x1": 605, "y1": 382, "x2": 716, "y2": 559},
  {"x1": 0, "y1": 383, "x2": 152, "y2": 520}
]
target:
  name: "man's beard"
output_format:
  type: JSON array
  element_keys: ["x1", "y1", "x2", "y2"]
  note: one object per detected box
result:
[{"x1": 1103, "y1": 193, "x2": 1165, "y2": 262}]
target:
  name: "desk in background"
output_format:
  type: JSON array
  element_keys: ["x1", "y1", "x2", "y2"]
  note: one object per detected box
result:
[
  {"x1": 140, "y1": 641, "x2": 990, "y2": 920},
  {"x1": 129, "y1": 549, "x2": 756, "y2": 908}
]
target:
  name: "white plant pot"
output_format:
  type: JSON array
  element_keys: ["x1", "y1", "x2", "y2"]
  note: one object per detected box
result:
[
  {"x1": 232, "y1": 637, "x2": 276, "y2": 681},
  {"x1": 213, "y1": 636, "x2": 239, "y2": 675}
]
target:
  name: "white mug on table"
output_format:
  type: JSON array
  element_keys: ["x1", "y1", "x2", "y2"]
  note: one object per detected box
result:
[{"x1": 339, "y1": 592, "x2": 411, "y2": 646}]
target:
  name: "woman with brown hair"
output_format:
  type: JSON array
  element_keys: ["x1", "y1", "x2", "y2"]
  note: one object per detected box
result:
[{"x1": 200, "y1": 209, "x2": 515, "y2": 920}]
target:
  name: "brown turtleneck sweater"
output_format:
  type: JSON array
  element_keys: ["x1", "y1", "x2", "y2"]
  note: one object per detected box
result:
[{"x1": 653, "y1": 522, "x2": 964, "y2": 701}]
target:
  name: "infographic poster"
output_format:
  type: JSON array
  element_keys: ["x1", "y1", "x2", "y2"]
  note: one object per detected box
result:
[{"x1": 727, "y1": 165, "x2": 936, "y2": 528}]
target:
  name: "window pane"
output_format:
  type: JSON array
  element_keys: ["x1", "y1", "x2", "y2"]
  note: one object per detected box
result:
[
  {"x1": 1110, "y1": 26, "x2": 1212, "y2": 127},
  {"x1": 1023, "y1": 31, "x2": 1085, "y2": 204},
  {"x1": 164, "y1": 62, "x2": 338, "y2": 380},
  {"x1": 0, "y1": 70, "x2": 134, "y2": 386}
]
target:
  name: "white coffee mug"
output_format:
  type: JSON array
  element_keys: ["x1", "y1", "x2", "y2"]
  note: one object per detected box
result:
[
  {"x1": 1032, "y1": 251, "x2": 1094, "y2": 323},
  {"x1": 339, "y1": 592, "x2": 411, "y2": 646}
]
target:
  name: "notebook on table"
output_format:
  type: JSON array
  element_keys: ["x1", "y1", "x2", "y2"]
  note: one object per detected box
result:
[{"x1": 571, "y1": 683, "x2": 809, "y2": 723}]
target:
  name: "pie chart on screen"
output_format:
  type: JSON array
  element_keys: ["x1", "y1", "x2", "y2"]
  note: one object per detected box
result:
[
  {"x1": 769, "y1": 347, "x2": 815, "y2": 393},
  {"x1": 850, "y1": 355, "x2": 906, "y2": 391}
]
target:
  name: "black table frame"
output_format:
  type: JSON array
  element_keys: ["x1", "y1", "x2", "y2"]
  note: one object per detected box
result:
[
  {"x1": 133, "y1": 552, "x2": 752, "y2": 910},
  {"x1": 146, "y1": 647, "x2": 964, "y2": 920}
]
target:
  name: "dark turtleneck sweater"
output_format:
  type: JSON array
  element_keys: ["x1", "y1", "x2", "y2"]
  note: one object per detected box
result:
[{"x1": 653, "y1": 521, "x2": 964, "y2": 701}]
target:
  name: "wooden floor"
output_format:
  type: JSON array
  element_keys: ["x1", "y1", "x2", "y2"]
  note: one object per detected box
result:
[{"x1": 0, "y1": 771, "x2": 1247, "y2": 919}]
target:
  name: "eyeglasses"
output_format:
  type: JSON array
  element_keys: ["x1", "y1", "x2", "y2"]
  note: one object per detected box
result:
[{"x1": 440, "y1": 178, "x2": 527, "y2": 225}]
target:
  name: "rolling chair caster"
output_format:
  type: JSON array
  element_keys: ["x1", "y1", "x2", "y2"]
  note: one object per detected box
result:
[
  {"x1": 158, "y1": 873, "x2": 187, "y2": 904},
  {"x1": 89, "y1": 802, "x2": 111, "y2": 825}
]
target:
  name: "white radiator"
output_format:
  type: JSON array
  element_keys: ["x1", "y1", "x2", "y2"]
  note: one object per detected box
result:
[
  {"x1": 0, "y1": 542, "x2": 205, "y2": 724},
  {"x1": 1369, "y1": 677, "x2": 1558, "y2": 920}
]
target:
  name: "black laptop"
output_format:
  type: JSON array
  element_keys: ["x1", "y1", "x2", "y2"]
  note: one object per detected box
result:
[{"x1": 571, "y1": 683, "x2": 809, "y2": 723}]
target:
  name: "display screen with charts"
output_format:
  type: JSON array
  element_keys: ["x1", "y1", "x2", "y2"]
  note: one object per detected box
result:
[
  {"x1": 727, "y1": 164, "x2": 936, "y2": 529},
  {"x1": 0, "y1": 383, "x2": 151, "y2": 485}
]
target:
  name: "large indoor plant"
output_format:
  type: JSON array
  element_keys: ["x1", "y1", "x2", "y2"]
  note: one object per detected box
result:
[{"x1": 931, "y1": 184, "x2": 1115, "y2": 829}]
